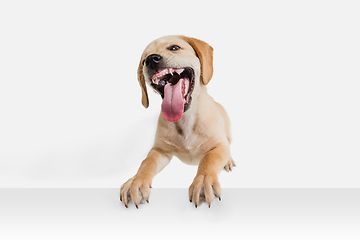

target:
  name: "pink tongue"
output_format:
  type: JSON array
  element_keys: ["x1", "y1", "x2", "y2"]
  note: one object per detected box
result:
[{"x1": 161, "y1": 78, "x2": 184, "y2": 122}]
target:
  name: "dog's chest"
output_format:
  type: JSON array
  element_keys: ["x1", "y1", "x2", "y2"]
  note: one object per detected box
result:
[
  {"x1": 159, "y1": 113, "x2": 212, "y2": 164},
  {"x1": 170, "y1": 124, "x2": 210, "y2": 165},
  {"x1": 172, "y1": 138, "x2": 205, "y2": 165}
]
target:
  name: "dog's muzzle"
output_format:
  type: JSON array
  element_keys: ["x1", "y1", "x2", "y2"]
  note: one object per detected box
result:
[{"x1": 144, "y1": 55, "x2": 195, "y2": 122}]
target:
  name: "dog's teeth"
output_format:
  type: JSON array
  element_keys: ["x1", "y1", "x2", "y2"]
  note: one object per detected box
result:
[
  {"x1": 175, "y1": 68, "x2": 185, "y2": 75},
  {"x1": 184, "y1": 80, "x2": 189, "y2": 95},
  {"x1": 152, "y1": 68, "x2": 186, "y2": 86}
]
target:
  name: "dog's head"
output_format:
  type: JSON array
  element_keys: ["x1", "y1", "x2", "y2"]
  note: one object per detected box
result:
[{"x1": 137, "y1": 35, "x2": 213, "y2": 122}]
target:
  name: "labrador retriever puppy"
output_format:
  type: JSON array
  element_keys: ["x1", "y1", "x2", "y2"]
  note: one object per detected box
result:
[{"x1": 120, "y1": 35, "x2": 235, "y2": 208}]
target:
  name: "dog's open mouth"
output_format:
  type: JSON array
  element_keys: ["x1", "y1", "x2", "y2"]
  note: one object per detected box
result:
[{"x1": 150, "y1": 67, "x2": 195, "y2": 122}]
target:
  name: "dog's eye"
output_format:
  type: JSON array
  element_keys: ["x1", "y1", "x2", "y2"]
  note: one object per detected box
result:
[{"x1": 168, "y1": 45, "x2": 181, "y2": 51}]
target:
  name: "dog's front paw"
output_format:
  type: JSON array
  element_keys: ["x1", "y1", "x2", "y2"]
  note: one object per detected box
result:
[
  {"x1": 120, "y1": 176, "x2": 151, "y2": 209},
  {"x1": 189, "y1": 174, "x2": 221, "y2": 208}
]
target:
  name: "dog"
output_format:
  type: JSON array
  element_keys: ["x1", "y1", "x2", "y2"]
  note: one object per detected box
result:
[{"x1": 120, "y1": 35, "x2": 235, "y2": 208}]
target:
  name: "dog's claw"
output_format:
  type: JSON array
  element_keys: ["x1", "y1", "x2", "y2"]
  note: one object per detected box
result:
[
  {"x1": 125, "y1": 204, "x2": 128, "y2": 208},
  {"x1": 146, "y1": 199, "x2": 149, "y2": 203},
  {"x1": 224, "y1": 157, "x2": 236, "y2": 172},
  {"x1": 135, "y1": 205, "x2": 139, "y2": 209},
  {"x1": 219, "y1": 197, "x2": 221, "y2": 201}
]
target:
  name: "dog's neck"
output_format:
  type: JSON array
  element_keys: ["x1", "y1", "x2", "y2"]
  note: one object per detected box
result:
[
  {"x1": 175, "y1": 107, "x2": 197, "y2": 137},
  {"x1": 171, "y1": 86, "x2": 210, "y2": 137}
]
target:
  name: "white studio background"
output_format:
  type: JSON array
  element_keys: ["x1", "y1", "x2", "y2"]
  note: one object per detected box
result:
[{"x1": 0, "y1": 0, "x2": 359, "y2": 189}]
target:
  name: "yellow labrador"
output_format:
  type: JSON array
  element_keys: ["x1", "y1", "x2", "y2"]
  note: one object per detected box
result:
[{"x1": 120, "y1": 35, "x2": 235, "y2": 208}]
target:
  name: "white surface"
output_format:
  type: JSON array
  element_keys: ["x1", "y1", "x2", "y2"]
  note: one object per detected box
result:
[
  {"x1": 0, "y1": 188, "x2": 359, "y2": 240},
  {"x1": 1, "y1": 0, "x2": 360, "y2": 188}
]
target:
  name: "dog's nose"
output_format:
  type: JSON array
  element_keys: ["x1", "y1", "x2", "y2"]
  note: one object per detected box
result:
[{"x1": 145, "y1": 54, "x2": 162, "y2": 68}]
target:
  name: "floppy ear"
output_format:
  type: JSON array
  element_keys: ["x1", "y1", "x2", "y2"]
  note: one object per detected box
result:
[
  {"x1": 137, "y1": 59, "x2": 149, "y2": 108},
  {"x1": 179, "y1": 36, "x2": 214, "y2": 85}
]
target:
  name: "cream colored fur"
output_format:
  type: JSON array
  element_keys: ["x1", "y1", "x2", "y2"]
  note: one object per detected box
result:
[{"x1": 120, "y1": 35, "x2": 235, "y2": 208}]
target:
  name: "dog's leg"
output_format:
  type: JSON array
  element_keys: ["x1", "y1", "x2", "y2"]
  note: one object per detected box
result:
[
  {"x1": 120, "y1": 148, "x2": 171, "y2": 208},
  {"x1": 189, "y1": 145, "x2": 230, "y2": 208}
]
